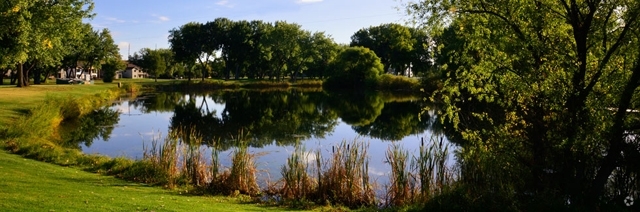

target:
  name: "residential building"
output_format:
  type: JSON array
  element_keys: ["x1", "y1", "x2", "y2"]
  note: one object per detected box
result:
[{"x1": 121, "y1": 63, "x2": 147, "y2": 79}]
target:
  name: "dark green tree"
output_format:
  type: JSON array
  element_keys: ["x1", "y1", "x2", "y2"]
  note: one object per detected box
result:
[
  {"x1": 325, "y1": 47, "x2": 384, "y2": 89},
  {"x1": 350, "y1": 23, "x2": 415, "y2": 75},
  {"x1": 408, "y1": 0, "x2": 640, "y2": 208}
]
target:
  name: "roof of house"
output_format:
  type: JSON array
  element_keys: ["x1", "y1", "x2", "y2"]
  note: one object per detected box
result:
[{"x1": 126, "y1": 63, "x2": 141, "y2": 69}]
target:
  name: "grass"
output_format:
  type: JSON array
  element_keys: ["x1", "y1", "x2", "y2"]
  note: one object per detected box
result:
[
  {"x1": 385, "y1": 144, "x2": 412, "y2": 207},
  {"x1": 0, "y1": 82, "x2": 119, "y2": 126},
  {"x1": 0, "y1": 150, "x2": 276, "y2": 212},
  {"x1": 316, "y1": 139, "x2": 376, "y2": 208},
  {"x1": 376, "y1": 74, "x2": 420, "y2": 91}
]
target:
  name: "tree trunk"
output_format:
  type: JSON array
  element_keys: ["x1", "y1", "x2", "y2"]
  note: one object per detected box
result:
[
  {"x1": 17, "y1": 63, "x2": 25, "y2": 87},
  {"x1": 34, "y1": 68, "x2": 41, "y2": 84},
  {"x1": 588, "y1": 54, "x2": 640, "y2": 204},
  {"x1": 234, "y1": 64, "x2": 239, "y2": 80},
  {"x1": 10, "y1": 69, "x2": 17, "y2": 85}
]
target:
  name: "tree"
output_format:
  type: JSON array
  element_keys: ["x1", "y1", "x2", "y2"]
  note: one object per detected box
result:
[
  {"x1": 102, "y1": 57, "x2": 125, "y2": 83},
  {"x1": 350, "y1": 23, "x2": 414, "y2": 75},
  {"x1": 408, "y1": 0, "x2": 640, "y2": 208},
  {"x1": 267, "y1": 21, "x2": 304, "y2": 81},
  {"x1": 325, "y1": 47, "x2": 384, "y2": 89},
  {"x1": 306, "y1": 32, "x2": 339, "y2": 79},
  {"x1": 246, "y1": 20, "x2": 273, "y2": 79},
  {"x1": 80, "y1": 28, "x2": 120, "y2": 78},
  {"x1": 169, "y1": 22, "x2": 204, "y2": 82},
  {"x1": 0, "y1": 0, "x2": 94, "y2": 87},
  {"x1": 130, "y1": 48, "x2": 167, "y2": 82}
]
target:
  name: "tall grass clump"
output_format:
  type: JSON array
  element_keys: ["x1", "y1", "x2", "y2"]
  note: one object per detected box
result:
[
  {"x1": 412, "y1": 137, "x2": 454, "y2": 201},
  {"x1": 169, "y1": 128, "x2": 213, "y2": 188},
  {"x1": 385, "y1": 144, "x2": 413, "y2": 207},
  {"x1": 227, "y1": 142, "x2": 260, "y2": 196},
  {"x1": 120, "y1": 82, "x2": 141, "y2": 93},
  {"x1": 316, "y1": 139, "x2": 376, "y2": 208},
  {"x1": 207, "y1": 140, "x2": 229, "y2": 193},
  {"x1": 280, "y1": 145, "x2": 315, "y2": 202},
  {"x1": 291, "y1": 79, "x2": 323, "y2": 88},
  {"x1": 123, "y1": 132, "x2": 180, "y2": 186}
]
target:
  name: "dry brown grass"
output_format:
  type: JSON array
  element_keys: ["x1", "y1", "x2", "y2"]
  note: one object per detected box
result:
[{"x1": 316, "y1": 139, "x2": 376, "y2": 208}]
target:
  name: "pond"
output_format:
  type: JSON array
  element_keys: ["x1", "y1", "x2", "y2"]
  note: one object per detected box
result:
[{"x1": 60, "y1": 89, "x2": 452, "y2": 189}]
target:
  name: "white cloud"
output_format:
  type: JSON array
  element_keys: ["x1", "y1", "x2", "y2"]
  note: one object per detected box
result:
[
  {"x1": 296, "y1": 0, "x2": 323, "y2": 4},
  {"x1": 105, "y1": 17, "x2": 126, "y2": 23},
  {"x1": 151, "y1": 14, "x2": 170, "y2": 22},
  {"x1": 215, "y1": 0, "x2": 234, "y2": 8},
  {"x1": 117, "y1": 42, "x2": 130, "y2": 51}
]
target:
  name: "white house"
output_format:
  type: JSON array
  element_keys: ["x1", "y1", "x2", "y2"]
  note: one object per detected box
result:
[{"x1": 121, "y1": 63, "x2": 147, "y2": 79}]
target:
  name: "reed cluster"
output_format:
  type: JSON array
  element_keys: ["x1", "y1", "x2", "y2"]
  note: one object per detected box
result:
[{"x1": 383, "y1": 136, "x2": 455, "y2": 208}]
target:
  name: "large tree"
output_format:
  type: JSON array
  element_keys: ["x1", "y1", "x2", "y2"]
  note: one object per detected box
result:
[
  {"x1": 325, "y1": 46, "x2": 384, "y2": 89},
  {"x1": 350, "y1": 23, "x2": 414, "y2": 75},
  {"x1": 0, "y1": 0, "x2": 94, "y2": 87},
  {"x1": 408, "y1": 0, "x2": 640, "y2": 208},
  {"x1": 130, "y1": 48, "x2": 167, "y2": 82},
  {"x1": 169, "y1": 22, "x2": 204, "y2": 82}
]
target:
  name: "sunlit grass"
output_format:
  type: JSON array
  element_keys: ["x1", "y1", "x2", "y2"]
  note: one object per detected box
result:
[
  {"x1": 0, "y1": 83, "x2": 119, "y2": 126},
  {"x1": 0, "y1": 150, "x2": 280, "y2": 211}
]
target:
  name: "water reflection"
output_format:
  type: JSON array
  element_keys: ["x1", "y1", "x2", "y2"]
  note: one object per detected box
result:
[
  {"x1": 113, "y1": 90, "x2": 438, "y2": 150},
  {"x1": 59, "y1": 107, "x2": 120, "y2": 149},
  {"x1": 74, "y1": 90, "x2": 447, "y2": 186}
]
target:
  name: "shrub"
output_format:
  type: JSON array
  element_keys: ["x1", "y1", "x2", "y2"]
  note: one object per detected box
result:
[{"x1": 377, "y1": 74, "x2": 420, "y2": 91}]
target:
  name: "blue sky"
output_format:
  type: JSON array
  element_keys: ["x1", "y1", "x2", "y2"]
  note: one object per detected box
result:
[{"x1": 88, "y1": 0, "x2": 408, "y2": 59}]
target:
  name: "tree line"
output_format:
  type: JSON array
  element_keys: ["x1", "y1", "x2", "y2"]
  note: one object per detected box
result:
[
  {"x1": 0, "y1": 1, "x2": 123, "y2": 86},
  {"x1": 128, "y1": 18, "x2": 433, "y2": 84},
  {"x1": 2, "y1": 0, "x2": 433, "y2": 88}
]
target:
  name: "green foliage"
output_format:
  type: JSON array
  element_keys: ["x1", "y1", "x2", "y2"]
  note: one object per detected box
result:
[
  {"x1": 1, "y1": 0, "x2": 94, "y2": 87},
  {"x1": 325, "y1": 46, "x2": 384, "y2": 89},
  {"x1": 377, "y1": 74, "x2": 420, "y2": 91},
  {"x1": 101, "y1": 58, "x2": 125, "y2": 83},
  {"x1": 129, "y1": 48, "x2": 171, "y2": 81},
  {"x1": 408, "y1": 0, "x2": 640, "y2": 209},
  {"x1": 169, "y1": 19, "x2": 339, "y2": 81},
  {"x1": 351, "y1": 23, "x2": 430, "y2": 76}
]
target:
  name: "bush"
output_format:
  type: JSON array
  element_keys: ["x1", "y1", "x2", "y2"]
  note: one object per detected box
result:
[
  {"x1": 324, "y1": 47, "x2": 384, "y2": 90},
  {"x1": 377, "y1": 74, "x2": 420, "y2": 91}
]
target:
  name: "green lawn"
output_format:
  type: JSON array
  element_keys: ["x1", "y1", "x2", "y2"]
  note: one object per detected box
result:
[
  {"x1": 0, "y1": 83, "x2": 119, "y2": 126},
  {"x1": 0, "y1": 150, "x2": 287, "y2": 212}
]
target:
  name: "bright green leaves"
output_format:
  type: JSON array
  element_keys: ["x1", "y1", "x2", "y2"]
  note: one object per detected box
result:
[{"x1": 350, "y1": 23, "x2": 419, "y2": 75}]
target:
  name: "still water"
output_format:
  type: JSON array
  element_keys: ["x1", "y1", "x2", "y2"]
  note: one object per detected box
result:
[{"x1": 64, "y1": 90, "x2": 450, "y2": 186}]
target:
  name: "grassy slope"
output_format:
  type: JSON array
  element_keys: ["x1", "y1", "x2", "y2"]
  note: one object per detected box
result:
[
  {"x1": 0, "y1": 82, "x2": 306, "y2": 211},
  {"x1": 0, "y1": 83, "x2": 118, "y2": 126},
  {"x1": 0, "y1": 151, "x2": 278, "y2": 212}
]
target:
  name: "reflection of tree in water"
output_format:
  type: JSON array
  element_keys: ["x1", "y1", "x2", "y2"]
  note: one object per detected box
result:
[
  {"x1": 128, "y1": 92, "x2": 184, "y2": 113},
  {"x1": 169, "y1": 90, "x2": 339, "y2": 150},
  {"x1": 129, "y1": 90, "x2": 440, "y2": 150},
  {"x1": 59, "y1": 107, "x2": 120, "y2": 149},
  {"x1": 326, "y1": 91, "x2": 385, "y2": 127},
  {"x1": 352, "y1": 101, "x2": 431, "y2": 140}
]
